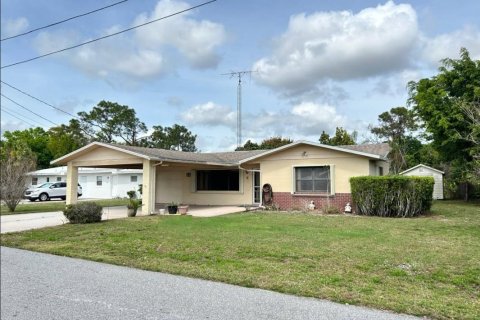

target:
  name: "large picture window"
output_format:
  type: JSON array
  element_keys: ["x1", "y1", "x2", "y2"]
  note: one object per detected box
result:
[
  {"x1": 295, "y1": 166, "x2": 331, "y2": 193},
  {"x1": 196, "y1": 170, "x2": 240, "y2": 191}
]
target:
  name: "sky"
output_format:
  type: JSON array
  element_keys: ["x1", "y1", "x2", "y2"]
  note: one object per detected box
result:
[{"x1": 1, "y1": 0, "x2": 480, "y2": 151}]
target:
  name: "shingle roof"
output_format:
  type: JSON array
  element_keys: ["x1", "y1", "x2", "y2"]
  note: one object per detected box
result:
[
  {"x1": 339, "y1": 143, "x2": 390, "y2": 158},
  {"x1": 110, "y1": 144, "x2": 267, "y2": 165}
]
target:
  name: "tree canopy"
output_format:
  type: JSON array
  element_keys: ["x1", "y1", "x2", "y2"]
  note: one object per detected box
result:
[
  {"x1": 146, "y1": 124, "x2": 197, "y2": 152},
  {"x1": 236, "y1": 137, "x2": 293, "y2": 151},
  {"x1": 408, "y1": 48, "x2": 479, "y2": 164},
  {"x1": 370, "y1": 107, "x2": 419, "y2": 174},
  {"x1": 319, "y1": 127, "x2": 356, "y2": 146},
  {"x1": 2, "y1": 127, "x2": 52, "y2": 169},
  {"x1": 77, "y1": 100, "x2": 147, "y2": 146}
]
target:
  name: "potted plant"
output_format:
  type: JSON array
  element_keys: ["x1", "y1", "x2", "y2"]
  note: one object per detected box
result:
[
  {"x1": 178, "y1": 204, "x2": 189, "y2": 215},
  {"x1": 167, "y1": 202, "x2": 178, "y2": 214},
  {"x1": 127, "y1": 199, "x2": 141, "y2": 217},
  {"x1": 126, "y1": 190, "x2": 141, "y2": 217}
]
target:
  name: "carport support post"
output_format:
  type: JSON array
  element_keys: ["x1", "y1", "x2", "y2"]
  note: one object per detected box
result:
[
  {"x1": 142, "y1": 159, "x2": 155, "y2": 215},
  {"x1": 66, "y1": 162, "x2": 78, "y2": 205}
]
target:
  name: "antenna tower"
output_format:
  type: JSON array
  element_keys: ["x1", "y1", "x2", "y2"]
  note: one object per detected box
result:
[{"x1": 222, "y1": 70, "x2": 255, "y2": 148}]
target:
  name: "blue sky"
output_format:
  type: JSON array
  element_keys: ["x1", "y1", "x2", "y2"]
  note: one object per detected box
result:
[{"x1": 1, "y1": 0, "x2": 480, "y2": 151}]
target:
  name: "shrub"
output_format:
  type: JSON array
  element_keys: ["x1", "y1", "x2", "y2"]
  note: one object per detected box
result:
[
  {"x1": 63, "y1": 202, "x2": 103, "y2": 224},
  {"x1": 321, "y1": 205, "x2": 341, "y2": 215},
  {"x1": 350, "y1": 176, "x2": 434, "y2": 217}
]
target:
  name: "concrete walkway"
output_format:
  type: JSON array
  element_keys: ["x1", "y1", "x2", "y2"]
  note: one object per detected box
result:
[
  {"x1": 1, "y1": 247, "x2": 421, "y2": 320},
  {"x1": 1, "y1": 206, "x2": 247, "y2": 233}
]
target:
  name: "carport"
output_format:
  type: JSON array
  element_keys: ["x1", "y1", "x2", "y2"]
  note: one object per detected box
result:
[
  {"x1": 51, "y1": 142, "x2": 157, "y2": 215},
  {"x1": 51, "y1": 142, "x2": 264, "y2": 215}
]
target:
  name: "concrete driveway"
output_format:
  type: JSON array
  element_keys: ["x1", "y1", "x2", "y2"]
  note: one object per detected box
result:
[
  {"x1": 1, "y1": 247, "x2": 421, "y2": 320},
  {"x1": 0, "y1": 206, "x2": 128, "y2": 233}
]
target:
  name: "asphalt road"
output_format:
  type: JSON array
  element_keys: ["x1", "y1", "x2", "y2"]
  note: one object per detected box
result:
[{"x1": 1, "y1": 247, "x2": 422, "y2": 320}]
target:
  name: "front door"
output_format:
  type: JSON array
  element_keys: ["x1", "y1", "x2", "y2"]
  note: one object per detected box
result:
[{"x1": 253, "y1": 171, "x2": 261, "y2": 204}]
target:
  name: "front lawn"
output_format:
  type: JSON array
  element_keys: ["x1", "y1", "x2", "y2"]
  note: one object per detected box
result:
[
  {"x1": 1, "y1": 201, "x2": 479, "y2": 319},
  {"x1": 0, "y1": 198, "x2": 129, "y2": 215}
]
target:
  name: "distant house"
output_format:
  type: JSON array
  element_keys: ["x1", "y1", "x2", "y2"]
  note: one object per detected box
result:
[
  {"x1": 400, "y1": 164, "x2": 444, "y2": 200},
  {"x1": 27, "y1": 167, "x2": 143, "y2": 199},
  {"x1": 50, "y1": 141, "x2": 389, "y2": 214}
]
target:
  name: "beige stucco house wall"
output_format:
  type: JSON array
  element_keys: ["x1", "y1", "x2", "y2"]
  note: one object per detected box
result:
[{"x1": 155, "y1": 166, "x2": 254, "y2": 206}]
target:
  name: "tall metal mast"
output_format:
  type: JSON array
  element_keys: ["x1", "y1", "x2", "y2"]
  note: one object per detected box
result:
[{"x1": 222, "y1": 70, "x2": 255, "y2": 148}]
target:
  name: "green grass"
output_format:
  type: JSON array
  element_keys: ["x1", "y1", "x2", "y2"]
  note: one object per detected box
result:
[
  {"x1": 0, "y1": 198, "x2": 129, "y2": 215},
  {"x1": 1, "y1": 201, "x2": 479, "y2": 319}
]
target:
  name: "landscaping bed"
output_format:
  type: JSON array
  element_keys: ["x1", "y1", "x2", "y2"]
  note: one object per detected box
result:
[{"x1": 1, "y1": 201, "x2": 479, "y2": 319}]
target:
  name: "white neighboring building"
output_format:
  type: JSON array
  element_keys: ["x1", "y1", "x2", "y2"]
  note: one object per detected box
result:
[
  {"x1": 400, "y1": 164, "x2": 444, "y2": 200},
  {"x1": 27, "y1": 167, "x2": 143, "y2": 199}
]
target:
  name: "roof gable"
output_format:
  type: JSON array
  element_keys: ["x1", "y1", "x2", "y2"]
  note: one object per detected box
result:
[
  {"x1": 400, "y1": 164, "x2": 444, "y2": 175},
  {"x1": 239, "y1": 141, "x2": 387, "y2": 164}
]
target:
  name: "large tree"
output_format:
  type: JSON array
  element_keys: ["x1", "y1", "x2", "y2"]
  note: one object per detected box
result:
[
  {"x1": 408, "y1": 48, "x2": 479, "y2": 164},
  {"x1": 370, "y1": 106, "x2": 419, "y2": 173},
  {"x1": 147, "y1": 124, "x2": 197, "y2": 151},
  {"x1": 0, "y1": 142, "x2": 36, "y2": 212},
  {"x1": 78, "y1": 101, "x2": 147, "y2": 145},
  {"x1": 47, "y1": 119, "x2": 89, "y2": 159},
  {"x1": 2, "y1": 127, "x2": 52, "y2": 169},
  {"x1": 408, "y1": 48, "x2": 480, "y2": 197}
]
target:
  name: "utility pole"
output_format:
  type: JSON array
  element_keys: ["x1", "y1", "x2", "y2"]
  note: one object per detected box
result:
[{"x1": 222, "y1": 70, "x2": 255, "y2": 149}]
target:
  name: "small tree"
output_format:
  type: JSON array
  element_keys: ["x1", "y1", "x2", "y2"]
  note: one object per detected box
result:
[{"x1": 0, "y1": 143, "x2": 36, "y2": 212}]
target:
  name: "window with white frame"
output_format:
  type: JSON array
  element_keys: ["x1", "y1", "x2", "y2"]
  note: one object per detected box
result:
[
  {"x1": 32, "y1": 177, "x2": 38, "y2": 185},
  {"x1": 130, "y1": 175, "x2": 137, "y2": 182},
  {"x1": 46, "y1": 177, "x2": 50, "y2": 182},
  {"x1": 56, "y1": 176, "x2": 62, "y2": 181},
  {"x1": 294, "y1": 166, "x2": 331, "y2": 193},
  {"x1": 96, "y1": 176, "x2": 102, "y2": 186}
]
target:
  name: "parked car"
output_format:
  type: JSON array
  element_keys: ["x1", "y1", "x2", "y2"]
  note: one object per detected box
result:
[{"x1": 24, "y1": 182, "x2": 83, "y2": 201}]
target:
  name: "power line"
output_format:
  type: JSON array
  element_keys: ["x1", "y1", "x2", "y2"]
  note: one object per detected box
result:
[
  {"x1": 1, "y1": 0, "x2": 217, "y2": 69},
  {"x1": 1, "y1": 104, "x2": 47, "y2": 126},
  {"x1": 0, "y1": 94, "x2": 58, "y2": 126},
  {"x1": 1, "y1": 108, "x2": 37, "y2": 127},
  {"x1": 1, "y1": 81, "x2": 79, "y2": 119},
  {"x1": 0, "y1": 81, "x2": 100, "y2": 139},
  {"x1": 1, "y1": 0, "x2": 129, "y2": 41}
]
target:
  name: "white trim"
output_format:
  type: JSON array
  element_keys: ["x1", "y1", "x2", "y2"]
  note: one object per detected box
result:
[
  {"x1": 252, "y1": 171, "x2": 261, "y2": 204},
  {"x1": 239, "y1": 140, "x2": 384, "y2": 164},
  {"x1": 51, "y1": 142, "x2": 152, "y2": 165},
  {"x1": 400, "y1": 164, "x2": 444, "y2": 175}
]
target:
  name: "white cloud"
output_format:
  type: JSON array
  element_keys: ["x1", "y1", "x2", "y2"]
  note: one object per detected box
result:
[
  {"x1": 420, "y1": 26, "x2": 480, "y2": 66},
  {"x1": 253, "y1": 1, "x2": 418, "y2": 94},
  {"x1": 32, "y1": 0, "x2": 226, "y2": 82},
  {"x1": 181, "y1": 102, "x2": 236, "y2": 126},
  {"x1": 1, "y1": 17, "x2": 29, "y2": 38},
  {"x1": 134, "y1": 0, "x2": 226, "y2": 69},
  {"x1": 184, "y1": 101, "x2": 345, "y2": 141}
]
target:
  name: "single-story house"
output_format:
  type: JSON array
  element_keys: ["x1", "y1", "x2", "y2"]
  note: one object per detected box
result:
[
  {"x1": 51, "y1": 141, "x2": 390, "y2": 215},
  {"x1": 27, "y1": 167, "x2": 143, "y2": 199},
  {"x1": 400, "y1": 164, "x2": 444, "y2": 200}
]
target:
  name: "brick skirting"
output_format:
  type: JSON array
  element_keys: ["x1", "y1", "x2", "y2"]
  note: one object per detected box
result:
[{"x1": 272, "y1": 192, "x2": 352, "y2": 211}]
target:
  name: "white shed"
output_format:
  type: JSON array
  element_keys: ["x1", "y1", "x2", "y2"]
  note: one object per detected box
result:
[
  {"x1": 400, "y1": 164, "x2": 444, "y2": 200},
  {"x1": 27, "y1": 167, "x2": 143, "y2": 199}
]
